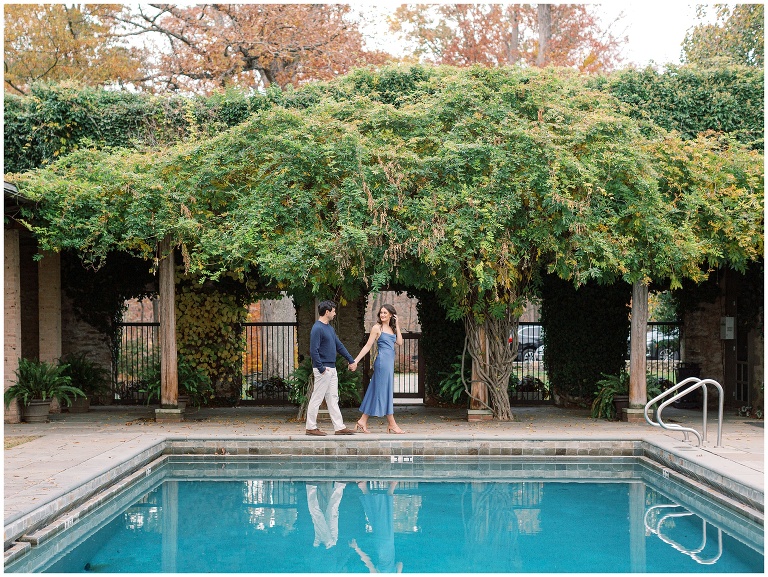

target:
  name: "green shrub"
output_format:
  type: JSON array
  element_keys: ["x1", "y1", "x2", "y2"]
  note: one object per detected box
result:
[
  {"x1": 540, "y1": 275, "x2": 631, "y2": 403},
  {"x1": 436, "y1": 357, "x2": 471, "y2": 405},
  {"x1": 138, "y1": 354, "x2": 215, "y2": 408},
  {"x1": 58, "y1": 352, "x2": 110, "y2": 396},
  {"x1": 413, "y1": 290, "x2": 466, "y2": 399}
]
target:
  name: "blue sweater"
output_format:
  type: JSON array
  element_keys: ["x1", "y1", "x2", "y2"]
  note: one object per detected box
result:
[{"x1": 309, "y1": 321, "x2": 354, "y2": 373}]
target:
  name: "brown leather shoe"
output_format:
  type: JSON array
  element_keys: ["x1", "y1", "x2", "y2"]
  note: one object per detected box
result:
[
  {"x1": 334, "y1": 427, "x2": 356, "y2": 435},
  {"x1": 306, "y1": 428, "x2": 327, "y2": 436}
]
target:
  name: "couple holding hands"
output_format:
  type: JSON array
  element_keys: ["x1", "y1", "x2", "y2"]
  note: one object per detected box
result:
[{"x1": 305, "y1": 300, "x2": 405, "y2": 436}]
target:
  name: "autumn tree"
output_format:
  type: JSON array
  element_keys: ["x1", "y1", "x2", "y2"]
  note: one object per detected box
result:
[
  {"x1": 113, "y1": 4, "x2": 390, "y2": 92},
  {"x1": 5, "y1": 4, "x2": 392, "y2": 95},
  {"x1": 4, "y1": 4, "x2": 147, "y2": 95},
  {"x1": 390, "y1": 4, "x2": 625, "y2": 72},
  {"x1": 682, "y1": 4, "x2": 764, "y2": 68}
]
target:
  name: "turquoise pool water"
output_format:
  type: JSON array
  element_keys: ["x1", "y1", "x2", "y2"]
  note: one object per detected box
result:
[{"x1": 6, "y1": 458, "x2": 763, "y2": 573}]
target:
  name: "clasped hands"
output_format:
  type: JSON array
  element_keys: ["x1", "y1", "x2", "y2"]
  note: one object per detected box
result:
[{"x1": 348, "y1": 361, "x2": 358, "y2": 372}]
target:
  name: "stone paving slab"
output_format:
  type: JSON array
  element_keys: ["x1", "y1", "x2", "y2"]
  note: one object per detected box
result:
[{"x1": 4, "y1": 404, "x2": 763, "y2": 544}]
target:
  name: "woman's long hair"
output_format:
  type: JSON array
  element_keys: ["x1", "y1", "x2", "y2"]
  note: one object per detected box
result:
[{"x1": 377, "y1": 304, "x2": 398, "y2": 330}]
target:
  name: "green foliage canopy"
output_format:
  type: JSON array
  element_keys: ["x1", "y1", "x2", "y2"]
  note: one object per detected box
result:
[{"x1": 7, "y1": 65, "x2": 764, "y2": 321}]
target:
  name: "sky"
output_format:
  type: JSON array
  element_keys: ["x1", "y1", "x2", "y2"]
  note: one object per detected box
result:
[
  {"x1": 600, "y1": 2, "x2": 704, "y2": 67},
  {"x1": 360, "y1": 2, "x2": 711, "y2": 68}
]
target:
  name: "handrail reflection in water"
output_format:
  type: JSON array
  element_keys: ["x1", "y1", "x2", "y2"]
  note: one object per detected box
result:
[{"x1": 645, "y1": 504, "x2": 723, "y2": 565}]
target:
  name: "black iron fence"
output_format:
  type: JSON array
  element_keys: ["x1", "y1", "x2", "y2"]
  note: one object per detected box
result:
[
  {"x1": 508, "y1": 321, "x2": 684, "y2": 404},
  {"x1": 510, "y1": 323, "x2": 550, "y2": 404},
  {"x1": 241, "y1": 322, "x2": 297, "y2": 403},
  {"x1": 114, "y1": 322, "x2": 159, "y2": 403},
  {"x1": 642, "y1": 321, "x2": 683, "y2": 387},
  {"x1": 113, "y1": 320, "x2": 682, "y2": 406},
  {"x1": 113, "y1": 321, "x2": 299, "y2": 404}
]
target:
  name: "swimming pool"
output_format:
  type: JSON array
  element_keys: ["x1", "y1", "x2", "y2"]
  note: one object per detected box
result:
[{"x1": 5, "y1": 456, "x2": 763, "y2": 573}]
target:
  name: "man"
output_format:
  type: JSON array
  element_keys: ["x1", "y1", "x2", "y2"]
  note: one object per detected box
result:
[{"x1": 306, "y1": 300, "x2": 358, "y2": 436}]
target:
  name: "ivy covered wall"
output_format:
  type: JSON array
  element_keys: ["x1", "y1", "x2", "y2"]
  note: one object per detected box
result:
[{"x1": 540, "y1": 275, "x2": 631, "y2": 402}]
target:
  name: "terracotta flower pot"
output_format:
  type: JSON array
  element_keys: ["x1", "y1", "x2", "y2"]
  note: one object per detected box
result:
[{"x1": 22, "y1": 399, "x2": 52, "y2": 423}]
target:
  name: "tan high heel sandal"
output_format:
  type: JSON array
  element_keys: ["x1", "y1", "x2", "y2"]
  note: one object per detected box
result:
[
  {"x1": 355, "y1": 421, "x2": 371, "y2": 433},
  {"x1": 387, "y1": 427, "x2": 405, "y2": 434}
]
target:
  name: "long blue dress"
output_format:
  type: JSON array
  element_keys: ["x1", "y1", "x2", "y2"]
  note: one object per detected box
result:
[{"x1": 359, "y1": 332, "x2": 396, "y2": 417}]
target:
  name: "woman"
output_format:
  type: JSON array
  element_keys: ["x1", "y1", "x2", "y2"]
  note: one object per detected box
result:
[{"x1": 353, "y1": 304, "x2": 404, "y2": 434}]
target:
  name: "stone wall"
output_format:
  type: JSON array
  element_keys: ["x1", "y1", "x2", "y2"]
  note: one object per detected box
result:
[
  {"x1": 681, "y1": 268, "x2": 763, "y2": 410},
  {"x1": 682, "y1": 298, "x2": 725, "y2": 385},
  {"x1": 61, "y1": 294, "x2": 113, "y2": 383}
]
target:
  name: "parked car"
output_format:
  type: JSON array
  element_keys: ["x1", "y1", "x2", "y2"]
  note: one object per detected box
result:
[
  {"x1": 626, "y1": 328, "x2": 680, "y2": 360},
  {"x1": 647, "y1": 328, "x2": 680, "y2": 360},
  {"x1": 508, "y1": 325, "x2": 544, "y2": 362}
]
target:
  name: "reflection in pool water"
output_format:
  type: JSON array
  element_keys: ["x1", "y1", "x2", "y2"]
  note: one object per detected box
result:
[{"x1": 6, "y1": 459, "x2": 763, "y2": 573}]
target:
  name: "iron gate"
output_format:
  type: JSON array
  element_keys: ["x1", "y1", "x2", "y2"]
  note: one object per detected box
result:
[{"x1": 241, "y1": 322, "x2": 297, "y2": 403}]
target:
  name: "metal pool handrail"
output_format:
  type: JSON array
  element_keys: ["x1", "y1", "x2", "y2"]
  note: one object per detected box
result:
[{"x1": 644, "y1": 377, "x2": 724, "y2": 447}]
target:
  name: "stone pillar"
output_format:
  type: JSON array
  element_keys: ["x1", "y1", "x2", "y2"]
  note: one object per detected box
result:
[
  {"x1": 4, "y1": 230, "x2": 22, "y2": 423},
  {"x1": 38, "y1": 250, "x2": 63, "y2": 413}
]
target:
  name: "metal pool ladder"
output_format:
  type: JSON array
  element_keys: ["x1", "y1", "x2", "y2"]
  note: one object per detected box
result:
[{"x1": 644, "y1": 377, "x2": 724, "y2": 447}]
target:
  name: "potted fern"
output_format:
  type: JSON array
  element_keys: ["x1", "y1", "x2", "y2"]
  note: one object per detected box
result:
[
  {"x1": 592, "y1": 372, "x2": 666, "y2": 420},
  {"x1": 4, "y1": 358, "x2": 86, "y2": 422},
  {"x1": 591, "y1": 371, "x2": 630, "y2": 420},
  {"x1": 58, "y1": 353, "x2": 110, "y2": 412}
]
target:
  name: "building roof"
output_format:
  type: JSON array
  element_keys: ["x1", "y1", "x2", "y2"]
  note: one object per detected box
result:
[{"x1": 4, "y1": 180, "x2": 34, "y2": 224}]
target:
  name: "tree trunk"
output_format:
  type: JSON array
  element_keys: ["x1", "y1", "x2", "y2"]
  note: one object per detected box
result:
[
  {"x1": 159, "y1": 236, "x2": 178, "y2": 407},
  {"x1": 507, "y1": 7, "x2": 520, "y2": 64},
  {"x1": 537, "y1": 4, "x2": 552, "y2": 67},
  {"x1": 629, "y1": 281, "x2": 648, "y2": 408},
  {"x1": 463, "y1": 309, "x2": 518, "y2": 420},
  {"x1": 469, "y1": 324, "x2": 489, "y2": 409}
]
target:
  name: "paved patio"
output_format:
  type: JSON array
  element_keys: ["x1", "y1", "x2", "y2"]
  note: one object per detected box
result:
[{"x1": 4, "y1": 403, "x2": 763, "y2": 532}]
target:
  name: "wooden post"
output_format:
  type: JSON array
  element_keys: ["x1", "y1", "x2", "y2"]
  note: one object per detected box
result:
[
  {"x1": 158, "y1": 236, "x2": 179, "y2": 415},
  {"x1": 628, "y1": 281, "x2": 648, "y2": 414}
]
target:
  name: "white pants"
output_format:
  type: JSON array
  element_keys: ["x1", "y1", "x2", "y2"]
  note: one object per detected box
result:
[
  {"x1": 306, "y1": 482, "x2": 346, "y2": 548},
  {"x1": 306, "y1": 367, "x2": 346, "y2": 431}
]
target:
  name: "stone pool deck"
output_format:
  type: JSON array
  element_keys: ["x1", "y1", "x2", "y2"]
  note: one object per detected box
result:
[{"x1": 3, "y1": 404, "x2": 764, "y2": 546}]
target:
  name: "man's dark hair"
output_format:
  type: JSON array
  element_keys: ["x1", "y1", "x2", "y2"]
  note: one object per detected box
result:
[{"x1": 318, "y1": 300, "x2": 337, "y2": 316}]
